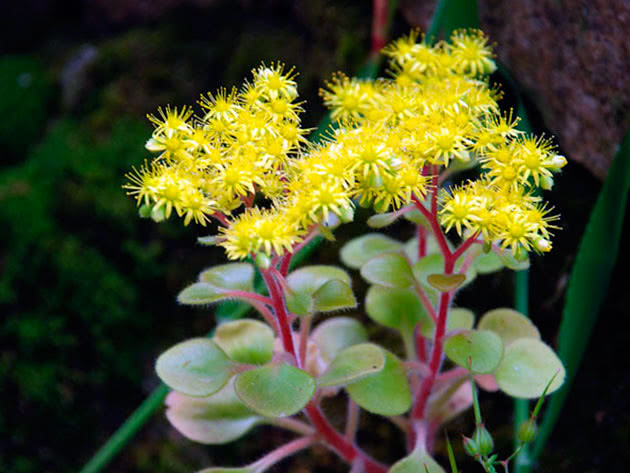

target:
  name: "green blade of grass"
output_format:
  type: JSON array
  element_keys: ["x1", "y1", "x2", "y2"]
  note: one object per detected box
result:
[
  {"x1": 427, "y1": 0, "x2": 480, "y2": 40},
  {"x1": 531, "y1": 126, "x2": 630, "y2": 461}
]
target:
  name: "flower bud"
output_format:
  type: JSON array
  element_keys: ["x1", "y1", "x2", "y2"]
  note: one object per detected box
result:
[
  {"x1": 540, "y1": 175, "x2": 554, "y2": 191},
  {"x1": 338, "y1": 205, "x2": 355, "y2": 223},
  {"x1": 255, "y1": 252, "x2": 271, "y2": 270},
  {"x1": 139, "y1": 203, "x2": 153, "y2": 218},
  {"x1": 462, "y1": 435, "x2": 479, "y2": 457},
  {"x1": 535, "y1": 237, "x2": 552, "y2": 253},
  {"x1": 517, "y1": 418, "x2": 538, "y2": 444},
  {"x1": 551, "y1": 154, "x2": 567, "y2": 170},
  {"x1": 472, "y1": 424, "x2": 494, "y2": 456},
  {"x1": 150, "y1": 205, "x2": 166, "y2": 223}
]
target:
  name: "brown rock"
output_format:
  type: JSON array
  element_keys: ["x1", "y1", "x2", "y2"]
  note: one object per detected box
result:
[{"x1": 401, "y1": 0, "x2": 630, "y2": 179}]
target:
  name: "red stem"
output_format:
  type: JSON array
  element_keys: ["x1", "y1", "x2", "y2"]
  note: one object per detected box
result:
[
  {"x1": 415, "y1": 325, "x2": 427, "y2": 363},
  {"x1": 411, "y1": 290, "x2": 452, "y2": 419},
  {"x1": 370, "y1": 0, "x2": 389, "y2": 54},
  {"x1": 450, "y1": 233, "x2": 479, "y2": 265},
  {"x1": 211, "y1": 211, "x2": 229, "y2": 226},
  {"x1": 305, "y1": 404, "x2": 387, "y2": 473},
  {"x1": 280, "y1": 227, "x2": 318, "y2": 277},
  {"x1": 417, "y1": 225, "x2": 427, "y2": 259},
  {"x1": 261, "y1": 269, "x2": 298, "y2": 364},
  {"x1": 412, "y1": 193, "x2": 452, "y2": 260}
]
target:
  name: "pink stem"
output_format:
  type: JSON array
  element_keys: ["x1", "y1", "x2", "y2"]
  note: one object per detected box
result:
[
  {"x1": 413, "y1": 280, "x2": 437, "y2": 322},
  {"x1": 298, "y1": 315, "x2": 312, "y2": 368},
  {"x1": 412, "y1": 194, "x2": 452, "y2": 260},
  {"x1": 224, "y1": 290, "x2": 272, "y2": 306},
  {"x1": 254, "y1": 436, "x2": 316, "y2": 470}
]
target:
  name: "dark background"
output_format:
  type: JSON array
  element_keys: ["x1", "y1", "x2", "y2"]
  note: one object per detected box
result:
[{"x1": 0, "y1": 1, "x2": 628, "y2": 472}]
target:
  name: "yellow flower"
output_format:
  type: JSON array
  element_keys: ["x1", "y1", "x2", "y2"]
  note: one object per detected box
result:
[
  {"x1": 450, "y1": 29, "x2": 496, "y2": 76},
  {"x1": 219, "y1": 207, "x2": 304, "y2": 259}
]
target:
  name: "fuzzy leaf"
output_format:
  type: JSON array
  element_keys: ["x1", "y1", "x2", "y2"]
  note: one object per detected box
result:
[
  {"x1": 340, "y1": 234, "x2": 403, "y2": 269},
  {"x1": 311, "y1": 317, "x2": 368, "y2": 362},
  {"x1": 234, "y1": 363, "x2": 316, "y2": 418},
  {"x1": 156, "y1": 338, "x2": 237, "y2": 396},
  {"x1": 177, "y1": 282, "x2": 230, "y2": 305},
  {"x1": 365, "y1": 285, "x2": 433, "y2": 334},
  {"x1": 413, "y1": 253, "x2": 476, "y2": 288},
  {"x1": 317, "y1": 343, "x2": 386, "y2": 387},
  {"x1": 286, "y1": 265, "x2": 351, "y2": 296},
  {"x1": 312, "y1": 279, "x2": 357, "y2": 312},
  {"x1": 165, "y1": 380, "x2": 259, "y2": 445},
  {"x1": 197, "y1": 235, "x2": 218, "y2": 246},
  {"x1": 213, "y1": 319, "x2": 275, "y2": 365},
  {"x1": 199, "y1": 263, "x2": 255, "y2": 292},
  {"x1": 346, "y1": 351, "x2": 411, "y2": 416},
  {"x1": 284, "y1": 288, "x2": 314, "y2": 316},
  {"x1": 478, "y1": 308, "x2": 540, "y2": 346},
  {"x1": 367, "y1": 211, "x2": 401, "y2": 228},
  {"x1": 389, "y1": 449, "x2": 446, "y2": 473},
  {"x1": 495, "y1": 338, "x2": 565, "y2": 399},
  {"x1": 444, "y1": 330, "x2": 504, "y2": 374},
  {"x1": 427, "y1": 273, "x2": 466, "y2": 292},
  {"x1": 361, "y1": 253, "x2": 415, "y2": 288}
]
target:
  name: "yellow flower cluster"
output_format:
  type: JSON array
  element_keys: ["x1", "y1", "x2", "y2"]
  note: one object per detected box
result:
[{"x1": 125, "y1": 29, "x2": 565, "y2": 259}]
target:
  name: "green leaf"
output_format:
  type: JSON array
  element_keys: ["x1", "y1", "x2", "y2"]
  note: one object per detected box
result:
[
  {"x1": 477, "y1": 308, "x2": 540, "y2": 346},
  {"x1": 367, "y1": 211, "x2": 401, "y2": 228},
  {"x1": 361, "y1": 253, "x2": 415, "y2": 288},
  {"x1": 533, "y1": 128, "x2": 630, "y2": 460},
  {"x1": 286, "y1": 265, "x2": 351, "y2": 296},
  {"x1": 312, "y1": 279, "x2": 357, "y2": 312},
  {"x1": 497, "y1": 249, "x2": 530, "y2": 271},
  {"x1": 473, "y1": 250, "x2": 504, "y2": 274},
  {"x1": 495, "y1": 339, "x2": 565, "y2": 399},
  {"x1": 165, "y1": 380, "x2": 260, "y2": 444},
  {"x1": 340, "y1": 233, "x2": 403, "y2": 269},
  {"x1": 213, "y1": 319, "x2": 275, "y2": 365},
  {"x1": 413, "y1": 253, "x2": 476, "y2": 288},
  {"x1": 177, "y1": 282, "x2": 231, "y2": 305},
  {"x1": 156, "y1": 338, "x2": 237, "y2": 397},
  {"x1": 449, "y1": 308, "x2": 475, "y2": 331},
  {"x1": 284, "y1": 288, "x2": 314, "y2": 316},
  {"x1": 419, "y1": 307, "x2": 474, "y2": 339},
  {"x1": 346, "y1": 351, "x2": 411, "y2": 416},
  {"x1": 199, "y1": 263, "x2": 255, "y2": 292},
  {"x1": 365, "y1": 285, "x2": 433, "y2": 334},
  {"x1": 311, "y1": 317, "x2": 368, "y2": 363},
  {"x1": 389, "y1": 448, "x2": 446, "y2": 473},
  {"x1": 427, "y1": 273, "x2": 466, "y2": 292},
  {"x1": 234, "y1": 363, "x2": 316, "y2": 418},
  {"x1": 444, "y1": 330, "x2": 504, "y2": 374},
  {"x1": 404, "y1": 235, "x2": 446, "y2": 264},
  {"x1": 318, "y1": 343, "x2": 386, "y2": 388},
  {"x1": 403, "y1": 208, "x2": 432, "y2": 227},
  {"x1": 197, "y1": 235, "x2": 218, "y2": 246}
]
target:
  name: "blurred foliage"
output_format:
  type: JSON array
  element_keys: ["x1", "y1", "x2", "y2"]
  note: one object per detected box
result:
[
  {"x1": 0, "y1": 115, "x2": 158, "y2": 473},
  {"x1": 0, "y1": 56, "x2": 54, "y2": 160}
]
